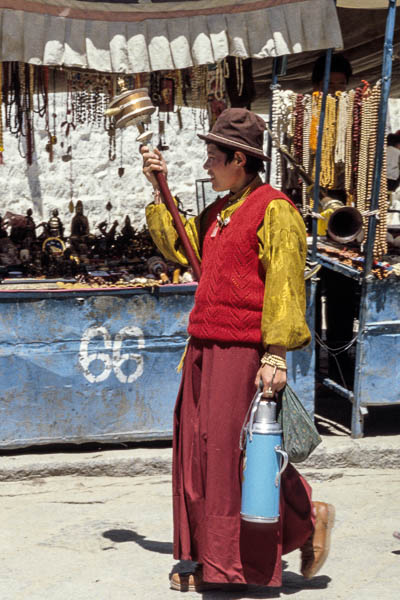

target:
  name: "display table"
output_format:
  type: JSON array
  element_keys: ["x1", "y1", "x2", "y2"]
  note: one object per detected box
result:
[{"x1": 0, "y1": 283, "x2": 195, "y2": 449}]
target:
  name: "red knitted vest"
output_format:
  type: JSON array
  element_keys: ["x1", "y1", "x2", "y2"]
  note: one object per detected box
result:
[{"x1": 188, "y1": 184, "x2": 296, "y2": 344}]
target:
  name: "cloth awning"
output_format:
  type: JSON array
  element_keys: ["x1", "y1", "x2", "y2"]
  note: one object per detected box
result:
[
  {"x1": 251, "y1": 4, "x2": 400, "y2": 110},
  {"x1": 0, "y1": 0, "x2": 343, "y2": 73}
]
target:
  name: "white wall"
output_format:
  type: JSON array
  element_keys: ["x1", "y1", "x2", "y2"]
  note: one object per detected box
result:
[{"x1": 0, "y1": 95, "x2": 212, "y2": 234}]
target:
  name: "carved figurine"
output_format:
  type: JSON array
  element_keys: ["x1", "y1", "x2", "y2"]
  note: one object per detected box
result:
[
  {"x1": 70, "y1": 200, "x2": 90, "y2": 256},
  {"x1": 25, "y1": 209, "x2": 36, "y2": 242},
  {"x1": 70, "y1": 201, "x2": 90, "y2": 239},
  {"x1": 120, "y1": 216, "x2": 135, "y2": 242}
]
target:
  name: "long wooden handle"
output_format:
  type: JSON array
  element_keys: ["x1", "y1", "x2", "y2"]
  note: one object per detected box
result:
[{"x1": 155, "y1": 171, "x2": 202, "y2": 281}]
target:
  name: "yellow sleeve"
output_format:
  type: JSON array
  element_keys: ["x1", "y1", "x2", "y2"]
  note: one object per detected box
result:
[
  {"x1": 257, "y1": 199, "x2": 311, "y2": 351},
  {"x1": 145, "y1": 202, "x2": 201, "y2": 266}
]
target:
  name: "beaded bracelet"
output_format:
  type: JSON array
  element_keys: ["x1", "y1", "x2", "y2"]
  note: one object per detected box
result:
[{"x1": 260, "y1": 352, "x2": 287, "y2": 371}]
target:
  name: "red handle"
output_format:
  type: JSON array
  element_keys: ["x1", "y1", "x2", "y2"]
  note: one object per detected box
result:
[{"x1": 155, "y1": 171, "x2": 202, "y2": 281}]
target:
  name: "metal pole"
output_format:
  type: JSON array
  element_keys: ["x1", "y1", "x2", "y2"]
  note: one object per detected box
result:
[
  {"x1": 311, "y1": 48, "x2": 333, "y2": 262},
  {"x1": 266, "y1": 57, "x2": 280, "y2": 184},
  {"x1": 363, "y1": 0, "x2": 397, "y2": 277}
]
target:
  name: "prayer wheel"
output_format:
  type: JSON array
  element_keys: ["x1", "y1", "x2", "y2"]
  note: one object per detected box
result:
[
  {"x1": 105, "y1": 88, "x2": 155, "y2": 142},
  {"x1": 105, "y1": 85, "x2": 202, "y2": 280}
]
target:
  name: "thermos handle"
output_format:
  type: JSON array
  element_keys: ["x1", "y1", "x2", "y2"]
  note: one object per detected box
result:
[
  {"x1": 274, "y1": 446, "x2": 289, "y2": 487},
  {"x1": 239, "y1": 382, "x2": 263, "y2": 450}
]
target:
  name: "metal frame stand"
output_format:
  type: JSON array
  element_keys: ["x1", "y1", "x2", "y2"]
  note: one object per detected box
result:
[{"x1": 314, "y1": 0, "x2": 398, "y2": 437}]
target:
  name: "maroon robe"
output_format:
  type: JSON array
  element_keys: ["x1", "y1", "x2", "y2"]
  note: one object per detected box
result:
[{"x1": 172, "y1": 337, "x2": 315, "y2": 587}]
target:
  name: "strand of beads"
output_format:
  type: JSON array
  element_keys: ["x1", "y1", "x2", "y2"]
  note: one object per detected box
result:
[
  {"x1": 367, "y1": 83, "x2": 388, "y2": 257},
  {"x1": 270, "y1": 86, "x2": 282, "y2": 189},
  {"x1": 214, "y1": 61, "x2": 226, "y2": 101},
  {"x1": 309, "y1": 91, "x2": 321, "y2": 154},
  {"x1": 334, "y1": 91, "x2": 347, "y2": 165},
  {"x1": 286, "y1": 90, "x2": 297, "y2": 161},
  {"x1": 376, "y1": 126, "x2": 388, "y2": 257},
  {"x1": 294, "y1": 94, "x2": 304, "y2": 167},
  {"x1": 191, "y1": 65, "x2": 208, "y2": 130},
  {"x1": 270, "y1": 89, "x2": 296, "y2": 189},
  {"x1": 366, "y1": 85, "x2": 380, "y2": 204},
  {"x1": 356, "y1": 84, "x2": 371, "y2": 229},
  {"x1": 191, "y1": 66, "x2": 208, "y2": 109},
  {"x1": 352, "y1": 86, "x2": 363, "y2": 207},
  {"x1": 344, "y1": 89, "x2": 355, "y2": 201},
  {"x1": 320, "y1": 94, "x2": 337, "y2": 189},
  {"x1": 302, "y1": 94, "x2": 311, "y2": 214},
  {"x1": 235, "y1": 58, "x2": 244, "y2": 97}
]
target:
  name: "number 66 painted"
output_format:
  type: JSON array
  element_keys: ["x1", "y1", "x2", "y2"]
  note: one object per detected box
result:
[{"x1": 79, "y1": 325, "x2": 145, "y2": 384}]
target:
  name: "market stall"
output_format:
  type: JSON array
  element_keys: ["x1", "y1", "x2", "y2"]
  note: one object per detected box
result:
[
  {"x1": 0, "y1": 0, "x2": 343, "y2": 448},
  {"x1": 266, "y1": 0, "x2": 400, "y2": 437}
]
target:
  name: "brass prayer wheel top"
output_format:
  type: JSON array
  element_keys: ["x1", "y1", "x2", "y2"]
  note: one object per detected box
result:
[{"x1": 105, "y1": 88, "x2": 155, "y2": 130}]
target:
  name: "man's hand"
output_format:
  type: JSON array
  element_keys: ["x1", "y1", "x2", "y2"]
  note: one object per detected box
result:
[
  {"x1": 255, "y1": 344, "x2": 287, "y2": 399},
  {"x1": 255, "y1": 364, "x2": 287, "y2": 399},
  {"x1": 140, "y1": 145, "x2": 168, "y2": 189}
]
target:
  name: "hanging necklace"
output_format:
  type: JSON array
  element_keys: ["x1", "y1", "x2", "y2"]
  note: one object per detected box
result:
[
  {"x1": 320, "y1": 94, "x2": 337, "y2": 189},
  {"x1": 235, "y1": 58, "x2": 244, "y2": 97},
  {"x1": 43, "y1": 66, "x2": 54, "y2": 162},
  {"x1": 352, "y1": 86, "x2": 363, "y2": 207},
  {"x1": 309, "y1": 91, "x2": 322, "y2": 154},
  {"x1": 344, "y1": 89, "x2": 355, "y2": 200},
  {"x1": 118, "y1": 129, "x2": 125, "y2": 177},
  {"x1": 356, "y1": 82, "x2": 371, "y2": 225},
  {"x1": 293, "y1": 94, "x2": 304, "y2": 170},
  {"x1": 334, "y1": 91, "x2": 347, "y2": 165},
  {"x1": 302, "y1": 94, "x2": 312, "y2": 213},
  {"x1": 51, "y1": 69, "x2": 58, "y2": 148}
]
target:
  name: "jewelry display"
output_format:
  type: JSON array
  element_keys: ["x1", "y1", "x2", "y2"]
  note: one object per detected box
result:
[
  {"x1": 270, "y1": 82, "x2": 390, "y2": 260},
  {"x1": 0, "y1": 60, "x2": 393, "y2": 272}
]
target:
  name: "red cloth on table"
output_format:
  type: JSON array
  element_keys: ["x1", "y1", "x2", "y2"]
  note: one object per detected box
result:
[{"x1": 173, "y1": 337, "x2": 315, "y2": 587}]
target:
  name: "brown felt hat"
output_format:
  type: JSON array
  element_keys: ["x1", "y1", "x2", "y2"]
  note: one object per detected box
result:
[{"x1": 198, "y1": 108, "x2": 270, "y2": 160}]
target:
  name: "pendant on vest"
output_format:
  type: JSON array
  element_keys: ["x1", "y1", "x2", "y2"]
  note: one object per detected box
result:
[{"x1": 211, "y1": 213, "x2": 231, "y2": 238}]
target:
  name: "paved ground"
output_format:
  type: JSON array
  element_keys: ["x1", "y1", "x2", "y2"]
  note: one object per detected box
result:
[{"x1": 0, "y1": 467, "x2": 399, "y2": 600}]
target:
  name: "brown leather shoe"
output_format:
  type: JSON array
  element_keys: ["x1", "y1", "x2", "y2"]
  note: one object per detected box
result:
[
  {"x1": 300, "y1": 501, "x2": 335, "y2": 579},
  {"x1": 170, "y1": 566, "x2": 223, "y2": 592}
]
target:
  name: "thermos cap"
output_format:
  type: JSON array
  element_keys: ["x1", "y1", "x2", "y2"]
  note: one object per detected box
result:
[{"x1": 252, "y1": 400, "x2": 282, "y2": 434}]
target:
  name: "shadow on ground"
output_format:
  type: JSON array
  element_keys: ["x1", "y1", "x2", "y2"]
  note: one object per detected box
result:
[
  {"x1": 102, "y1": 528, "x2": 173, "y2": 554},
  {"x1": 168, "y1": 559, "x2": 331, "y2": 598}
]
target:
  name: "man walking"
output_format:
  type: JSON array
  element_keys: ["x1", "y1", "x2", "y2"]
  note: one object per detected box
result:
[{"x1": 141, "y1": 108, "x2": 334, "y2": 592}]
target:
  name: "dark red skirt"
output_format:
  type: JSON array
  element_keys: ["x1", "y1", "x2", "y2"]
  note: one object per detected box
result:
[{"x1": 172, "y1": 337, "x2": 315, "y2": 587}]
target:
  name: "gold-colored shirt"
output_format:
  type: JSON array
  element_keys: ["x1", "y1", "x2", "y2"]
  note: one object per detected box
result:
[{"x1": 145, "y1": 177, "x2": 311, "y2": 351}]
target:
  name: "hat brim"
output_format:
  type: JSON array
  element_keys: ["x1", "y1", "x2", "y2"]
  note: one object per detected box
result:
[{"x1": 198, "y1": 132, "x2": 270, "y2": 161}]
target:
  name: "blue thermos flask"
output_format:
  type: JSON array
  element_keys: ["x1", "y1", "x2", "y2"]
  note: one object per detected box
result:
[{"x1": 240, "y1": 387, "x2": 288, "y2": 523}]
